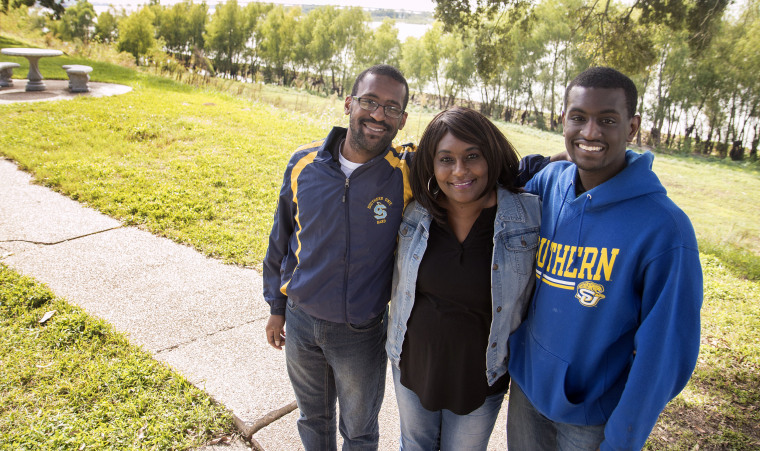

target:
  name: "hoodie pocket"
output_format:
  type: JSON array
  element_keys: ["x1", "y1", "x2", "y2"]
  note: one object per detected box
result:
[{"x1": 521, "y1": 328, "x2": 590, "y2": 424}]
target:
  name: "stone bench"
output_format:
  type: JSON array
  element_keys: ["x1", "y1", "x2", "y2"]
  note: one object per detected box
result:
[
  {"x1": 0, "y1": 62, "x2": 21, "y2": 87},
  {"x1": 62, "y1": 64, "x2": 93, "y2": 92}
]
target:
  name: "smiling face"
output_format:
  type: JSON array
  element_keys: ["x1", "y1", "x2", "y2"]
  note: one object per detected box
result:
[
  {"x1": 434, "y1": 132, "x2": 490, "y2": 209},
  {"x1": 343, "y1": 73, "x2": 408, "y2": 163},
  {"x1": 563, "y1": 86, "x2": 641, "y2": 190}
]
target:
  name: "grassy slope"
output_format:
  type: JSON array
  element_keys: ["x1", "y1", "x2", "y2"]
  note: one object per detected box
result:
[{"x1": 2, "y1": 52, "x2": 759, "y2": 448}]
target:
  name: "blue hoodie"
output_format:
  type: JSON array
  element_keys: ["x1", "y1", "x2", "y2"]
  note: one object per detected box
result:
[{"x1": 509, "y1": 150, "x2": 703, "y2": 450}]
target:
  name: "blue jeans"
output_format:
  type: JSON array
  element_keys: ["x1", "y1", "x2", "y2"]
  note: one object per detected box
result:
[
  {"x1": 285, "y1": 299, "x2": 387, "y2": 451},
  {"x1": 392, "y1": 365, "x2": 505, "y2": 451},
  {"x1": 507, "y1": 381, "x2": 606, "y2": 451}
]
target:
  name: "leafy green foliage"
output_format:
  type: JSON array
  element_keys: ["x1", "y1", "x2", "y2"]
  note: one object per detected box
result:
[
  {"x1": 94, "y1": 10, "x2": 119, "y2": 44},
  {"x1": 356, "y1": 18, "x2": 401, "y2": 69},
  {"x1": 52, "y1": 0, "x2": 95, "y2": 42},
  {"x1": 204, "y1": 0, "x2": 246, "y2": 76},
  {"x1": 0, "y1": 264, "x2": 234, "y2": 448},
  {"x1": 155, "y1": 0, "x2": 208, "y2": 60},
  {"x1": 1, "y1": 0, "x2": 64, "y2": 19},
  {"x1": 117, "y1": 7, "x2": 156, "y2": 64}
]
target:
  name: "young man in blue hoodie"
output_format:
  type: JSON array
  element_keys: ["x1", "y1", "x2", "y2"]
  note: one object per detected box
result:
[{"x1": 507, "y1": 67, "x2": 703, "y2": 450}]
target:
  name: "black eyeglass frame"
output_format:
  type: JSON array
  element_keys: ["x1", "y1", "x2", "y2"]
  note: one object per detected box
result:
[{"x1": 351, "y1": 96, "x2": 405, "y2": 119}]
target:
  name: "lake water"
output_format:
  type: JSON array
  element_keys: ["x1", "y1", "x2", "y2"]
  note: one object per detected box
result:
[{"x1": 92, "y1": 1, "x2": 431, "y2": 40}]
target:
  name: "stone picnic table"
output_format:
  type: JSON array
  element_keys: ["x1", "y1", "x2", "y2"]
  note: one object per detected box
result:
[{"x1": 1, "y1": 48, "x2": 63, "y2": 92}]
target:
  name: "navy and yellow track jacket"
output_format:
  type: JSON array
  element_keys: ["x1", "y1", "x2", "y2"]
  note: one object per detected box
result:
[{"x1": 263, "y1": 126, "x2": 415, "y2": 324}]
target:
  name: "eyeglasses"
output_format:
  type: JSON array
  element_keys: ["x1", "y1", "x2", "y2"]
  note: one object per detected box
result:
[{"x1": 351, "y1": 96, "x2": 405, "y2": 119}]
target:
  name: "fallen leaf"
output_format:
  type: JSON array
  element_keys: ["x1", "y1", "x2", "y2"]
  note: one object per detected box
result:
[
  {"x1": 208, "y1": 435, "x2": 233, "y2": 445},
  {"x1": 39, "y1": 310, "x2": 57, "y2": 324}
]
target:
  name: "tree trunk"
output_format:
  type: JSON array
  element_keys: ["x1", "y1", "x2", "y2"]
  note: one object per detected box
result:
[{"x1": 729, "y1": 140, "x2": 744, "y2": 161}]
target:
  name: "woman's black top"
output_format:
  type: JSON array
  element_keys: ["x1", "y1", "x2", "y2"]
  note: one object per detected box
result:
[{"x1": 399, "y1": 205, "x2": 509, "y2": 415}]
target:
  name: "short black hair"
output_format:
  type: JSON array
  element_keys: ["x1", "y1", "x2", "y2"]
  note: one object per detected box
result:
[
  {"x1": 564, "y1": 67, "x2": 638, "y2": 118},
  {"x1": 351, "y1": 64, "x2": 409, "y2": 110},
  {"x1": 410, "y1": 107, "x2": 521, "y2": 224}
]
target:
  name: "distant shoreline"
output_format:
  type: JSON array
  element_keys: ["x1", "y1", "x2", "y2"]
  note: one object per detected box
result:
[{"x1": 91, "y1": 0, "x2": 436, "y2": 15}]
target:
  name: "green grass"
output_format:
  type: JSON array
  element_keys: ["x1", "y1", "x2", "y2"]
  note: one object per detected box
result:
[
  {"x1": 2, "y1": 46, "x2": 759, "y2": 448},
  {"x1": 0, "y1": 264, "x2": 234, "y2": 449},
  {"x1": 2, "y1": 63, "x2": 336, "y2": 268}
]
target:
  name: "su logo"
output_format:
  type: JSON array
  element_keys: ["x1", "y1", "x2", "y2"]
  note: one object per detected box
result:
[
  {"x1": 373, "y1": 202, "x2": 388, "y2": 221},
  {"x1": 575, "y1": 281, "x2": 606, "y2": 307}
]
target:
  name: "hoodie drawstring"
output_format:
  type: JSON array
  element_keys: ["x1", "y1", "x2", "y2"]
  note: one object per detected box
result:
[
  {"x1": 577, "y1": 193, "x2": 592, "y2": 245},
  {"x1": 533, "y1": 180, "x2": 576, "y2": 314}
]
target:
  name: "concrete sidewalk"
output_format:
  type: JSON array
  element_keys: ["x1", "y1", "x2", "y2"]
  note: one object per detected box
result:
[
  {"x1": 0, "y1": 158, "x2": 509, "y2": 450},
  {"x1": 0, "y1": 79, "x2": 132, "y2": 104}
]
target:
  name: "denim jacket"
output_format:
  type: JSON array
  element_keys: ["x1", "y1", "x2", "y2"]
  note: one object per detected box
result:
[{"x1": 386, "y1": 188, "x2": 541, "y2": 386}]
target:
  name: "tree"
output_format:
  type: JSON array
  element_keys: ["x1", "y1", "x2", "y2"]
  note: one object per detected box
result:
[
  {"x1": 400, "y1": 36, "x2": 433, "y2": 102},
  {"x1": 295, "y1": 6, "x2": 340, "y2": 92},
  {"x1": 433, "y1": 0, "x2": 728, "y2": 62},
  {"x1": 732, "y1": 0, "x2": 760, "y2": 159},
  {"x1": 530, "y1": 0, "x2": 577, "y2": 129},
  {"x1": 204, "y1": 0, "x2": 245, "y2": 76},
  {"x1": 54, "y1": 0, "x2": 95, "y2": 42},
  {"x1": 154, "y1": 0, "x2": 206, "y2": 63},
  {"x1": 356, "y1": 18, "x2": 402, "y2": 68},
  {"x1": 94, "y1": 10, "x2": 119, "y2": 43},
  {"x1": 422, "y1": 22, "x2": 474, "y2": 109},
  {"x1": 712, "y1": 0, "x2": 760, "y2": 159},
  {"x1": 469, "y1": 3, "x2": 533, "y2": 118},
  {"x1": 117, "y1": 7, "x2": 156, "y2": 65},
  {"x1": 156, "y1": 1, "x2": 190, "y2": 59},
  {"x1": 237, "y1": 2, "x2": 270, "y2": 79},
  {"x1": 187, "y1": 1, "x2": 208, "y2": 51},
  {"x1": 328, "y1": 7, "x2": 369, "y2": 96},
  {"x1": 291, "y1": 5, "x2": 320, "y2": 83},
  {"x1": 642, "y1": 27, "x2": 690, "y2": 147},
  {"x1": 256, "y1": 5, "x2": 301, "y2": 84},
  {"x1": 2, "y1": 0, "x2": 65, "y2": 19}
]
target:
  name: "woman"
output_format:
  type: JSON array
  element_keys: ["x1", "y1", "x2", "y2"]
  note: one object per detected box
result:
[{"x1": 386, "y1": 107, "x2": 541, "y2": 450}]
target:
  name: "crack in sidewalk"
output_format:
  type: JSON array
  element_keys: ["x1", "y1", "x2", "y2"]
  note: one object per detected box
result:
[
  {"x1": 155, "y1": 318, "x2": 258, "y2": 354},
  {"x1": 0, "y1": 225, "x2": 123, "y2": 246}
]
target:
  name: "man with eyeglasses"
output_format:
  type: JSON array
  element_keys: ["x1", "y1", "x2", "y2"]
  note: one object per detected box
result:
[{"x1": 263, "y1": 64, "x2": 414, "y2": 450}]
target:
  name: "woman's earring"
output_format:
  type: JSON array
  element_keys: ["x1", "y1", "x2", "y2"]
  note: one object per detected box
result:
[{"x1": 427, "y1": 177, "x2": 440, "y2": 196}]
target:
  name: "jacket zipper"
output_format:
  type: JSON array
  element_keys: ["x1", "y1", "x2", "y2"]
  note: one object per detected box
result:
[
  {"x1": 342, "y1": 178, "x2": 349, "y2": 203},
  {"x1": 342, "y1": 176, "x2": 350, "y2": 322}
]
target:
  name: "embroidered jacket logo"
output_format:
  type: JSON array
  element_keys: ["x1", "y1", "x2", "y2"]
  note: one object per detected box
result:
[
  {"x1": 575, "y1": 281, "x2": 606, "y2": 307},
  {"x1": 374, "y1": 202, "x2": 387, "y2": 220},
  {"x1": 367, "y1": 197, "x2": 392, "y2": 224}
]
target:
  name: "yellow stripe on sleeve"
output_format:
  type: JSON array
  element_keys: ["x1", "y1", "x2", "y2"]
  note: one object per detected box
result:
[
  {"x1": 280, "y1": 150, "x2": 319, "y2": 296},
  {"x1": 386, "y1": 144, "x2": 416, "y2": 209}
]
